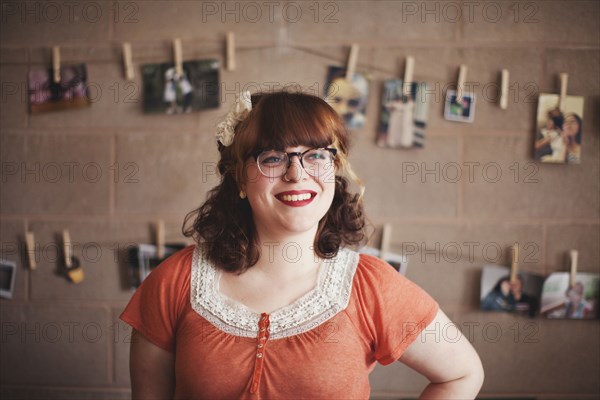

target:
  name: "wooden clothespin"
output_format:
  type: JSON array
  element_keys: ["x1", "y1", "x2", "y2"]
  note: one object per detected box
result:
[
  {"x1": 52, "y1": 46, "x2": 61, "y2": 83},
  {"x1": 122, "y1": 42, "x2": 134, "y2": 81},
  {"x1": 403, "y1": 56, "x2": 415, "y2": 97},
  {"x1": 156, "y1": 220, "x2": 165, "y2": 259},
  {"x1": 63, "y1": 229, "x2": 72, "y2": 269},
  {"x1": 226, "y1": 32, "x2": 235, "y2": 72},
  {"x1": 25, "y1": 232, "x2": 37, "y2": 270},
  {"x1": 380, "y1": 223, "x2": 392, "y2": 260},
  {"x1": 500, "y1": 69, "x2": 509, "y2": 110},
  {"x1": 559, "y1": 72, "x2": 569, "y2": 111},
  {"x1": 173, "y1": 38, "x2": 183, "y2": 78},
  {"x1": 63, "y1": 229, "x2": 84, "y2": 284},
  {"x1": 569, "y1": 249, "x2": 578, "y2": 288},
  {"x1": 456, "y1": 64, "x2": 468, "y2": 102},
  {"x1": 345, "y1": 44, "x2": 359, "y2": 81},
  {"x1": 510, "y1": 243, "x2": 519, "y2": 283}
]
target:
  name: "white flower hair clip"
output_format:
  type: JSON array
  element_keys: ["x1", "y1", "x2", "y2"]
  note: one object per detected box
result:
[{"x1": 216, "y1": 90, "x2": 252, "y2": 147}]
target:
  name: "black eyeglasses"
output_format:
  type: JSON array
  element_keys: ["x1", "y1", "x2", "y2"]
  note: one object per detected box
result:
[{"x1": 255, "y1": 148, "x2": 337, "y2": 178}]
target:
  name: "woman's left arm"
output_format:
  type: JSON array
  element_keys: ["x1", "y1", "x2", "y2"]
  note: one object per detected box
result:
[{"x1": 399, "y1": 309, "x2": 485, "y2": 400}]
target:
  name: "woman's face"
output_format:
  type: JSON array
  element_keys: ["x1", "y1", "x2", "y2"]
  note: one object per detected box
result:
[
  {"x1": 243, "y1": 145, "x2": 336, "y2": 240},
  {"x1": 563, "y1": 115, "x2": 580, "y2": 137}
]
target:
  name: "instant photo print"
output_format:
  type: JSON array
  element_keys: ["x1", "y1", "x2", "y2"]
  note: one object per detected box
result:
[
  {"x1": 534, "y1": 94, "x2": 584, "y2": 164},
  {"x1": 28, "y1": 64, "x2": 91, "y2": 114},
  {"x1": 324, "y1": 66, "x2": 369, "y2": 130},
  {"x1": 480, "y1": 264, "x2": 544, "y2": 317},
  {"x1": 127, "y1": 243, "x2": 187, "y2": 288},
  {"x1": 444, "y1": 90, "x2": 475, "y2": 123},
  {"x1": 541, "y1": 272, "x2": 599, "y2": 319},
  {"x1": 377, "y1": 79, "x2": 429, "y2": 149},
  {"x1": 0, "y1": 259, "x2": 17, "y2": 299},
  {"x1": 141, "y1": 59, "x2": 220, "y2": 114}
]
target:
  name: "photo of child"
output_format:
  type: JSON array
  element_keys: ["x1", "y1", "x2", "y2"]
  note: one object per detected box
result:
[{"x1": 541, "y1": 273, "x2": 599, "y2": 319}]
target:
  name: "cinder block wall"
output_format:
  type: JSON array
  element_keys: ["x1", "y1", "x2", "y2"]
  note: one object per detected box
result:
[{"x1": 1, "y1": 1, "x2": 599, "y2": 399}]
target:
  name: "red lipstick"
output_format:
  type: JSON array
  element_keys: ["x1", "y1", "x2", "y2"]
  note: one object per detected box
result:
[{"x1": 275, "y1": 190, "x2": 316, "y2": 207}]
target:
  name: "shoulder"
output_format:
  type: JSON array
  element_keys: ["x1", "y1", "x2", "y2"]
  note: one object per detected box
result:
[
  {"x1": 354, "y1": 253, "x2": 405, "y2": 287},
  {"x1": 352, "y1": 252, "x2": 436, "y2": 308},
  {"x1": 142, "y1": 244, "x2": 196, "y2": 288}
]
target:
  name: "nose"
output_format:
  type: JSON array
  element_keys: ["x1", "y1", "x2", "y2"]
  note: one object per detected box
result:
[{"x1": 283, "y1": 154, "x2": 305, "y2": 182}]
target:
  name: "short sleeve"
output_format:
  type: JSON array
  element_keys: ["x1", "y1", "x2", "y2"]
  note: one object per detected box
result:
[
  {"x1": 119, "y1": 245, "x2": 194, "y2": 353},
  {"x1": 352, "y1": 254, "x2": 439, "y2": 365}
]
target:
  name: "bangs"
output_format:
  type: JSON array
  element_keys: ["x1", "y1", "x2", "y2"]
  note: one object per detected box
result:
[{"x1": 245, "y1": 92, "x2": 339, "y2": 154}]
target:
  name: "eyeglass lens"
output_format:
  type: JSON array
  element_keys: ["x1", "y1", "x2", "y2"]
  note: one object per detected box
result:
[{"x1": 257, "y1": 149, "x2": 335, "y2": 178}]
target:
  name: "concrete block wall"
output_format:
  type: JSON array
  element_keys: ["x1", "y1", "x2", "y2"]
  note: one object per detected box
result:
[{"x1": 1, "y1": 1, "x2": 598, "y2": 399}]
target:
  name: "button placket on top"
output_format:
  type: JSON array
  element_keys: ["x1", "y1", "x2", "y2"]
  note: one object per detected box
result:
[{"x1": 249, "y1": 312, "x2": 271, "y2": 394}]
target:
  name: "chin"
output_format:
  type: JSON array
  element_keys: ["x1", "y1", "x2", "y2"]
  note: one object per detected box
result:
[{"x1": 280, "y1": 218, "x2": 320, "y2": 235}]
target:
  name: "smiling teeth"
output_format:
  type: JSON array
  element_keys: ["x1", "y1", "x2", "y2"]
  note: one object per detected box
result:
[{"x1": 282, "y1": 193, "x2": 312, "y2": 201}]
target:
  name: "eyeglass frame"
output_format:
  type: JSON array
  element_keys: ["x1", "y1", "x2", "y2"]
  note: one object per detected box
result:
[{"x1": 253, "y1": 147, "x2": 338, "y2": 178}]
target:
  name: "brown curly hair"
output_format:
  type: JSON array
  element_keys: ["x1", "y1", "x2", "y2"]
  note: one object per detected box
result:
[{"x1": 182, "y1": 91, "x2": 366, "y2": 273}]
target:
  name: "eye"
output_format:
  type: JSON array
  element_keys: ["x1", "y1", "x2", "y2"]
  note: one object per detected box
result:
[
  {"x1": 258, "y1": 151, "x2": 286, "y2": 166},
  {"x1": 304, "y1": 150, "x2": 330, "y2": 162},
  {"x1": 262, "y1": 156, "x2": 283, "y2": 164},
  {"x1": 306, "y1": 152, "x2": 324, "y2": 160}
]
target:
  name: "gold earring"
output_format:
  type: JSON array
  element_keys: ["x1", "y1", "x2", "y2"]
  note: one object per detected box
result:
[{"x1": 239, "y1": 190, "x2": 246, "y2": 199}]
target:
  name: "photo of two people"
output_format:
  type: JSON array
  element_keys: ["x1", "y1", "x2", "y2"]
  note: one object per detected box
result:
[{"x1": 534, "y1": 94, "x2": 584, "y2": 164}]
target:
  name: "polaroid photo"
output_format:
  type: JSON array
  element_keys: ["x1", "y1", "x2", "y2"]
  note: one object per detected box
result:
[
  {"x1": 541, "y1": 272, "x2": 599, "y2": 319},
  {"x1": 480, "y1": 264, "x2": 544, "y2": 317},
  {"x1": 377, "y1": 79, "x2": 429, "y2": 149},
  {"x1": 28, "y1": 64, "x2": 91, "y2": 114},
  {"x1": 324, "y1": 66, "x2": 369, "y2": 130},
  {"x1": 444, "y1": 90, "x2": 475, "y2": 123},
  {"x1": 534, "y1": 94, "x2": 584, "y2": 164},
  {"x1": 127, "y1": 243, "x2": 187, "y2": 288},
  {"x1": 141, "y1": 60, "x2": 220, "y2": 114},
  {"x1": 0, "y1": 259, "x2": 17, "y2": 299}
]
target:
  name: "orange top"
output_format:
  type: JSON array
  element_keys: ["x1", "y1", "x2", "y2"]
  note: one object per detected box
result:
[{"x1": 120, "y1": 245, "x2": 438, "y2": 399}]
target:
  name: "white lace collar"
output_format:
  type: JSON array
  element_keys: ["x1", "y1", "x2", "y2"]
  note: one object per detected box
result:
[{"x1": 190, "y1": 245, "x2": 359, "y2": 340}]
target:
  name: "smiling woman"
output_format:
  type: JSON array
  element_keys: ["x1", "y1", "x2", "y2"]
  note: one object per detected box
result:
[
  {"x1": 184, "y1": 91, "x2": 366, "y2": 273},
  {"x1": 120, "y1": 90, "x2": 484, "y2": 400}
]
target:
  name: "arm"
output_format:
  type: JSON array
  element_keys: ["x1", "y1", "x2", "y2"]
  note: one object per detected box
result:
[
  {"x1": 534, "y1": 136, "x2": 551, "y2": 149},
  {"x1": 130, "y1": 329, "x2": 175, "y2": 400},
  {"x1": 399, "y1": 309, "x2": 484, "y2": 400}
]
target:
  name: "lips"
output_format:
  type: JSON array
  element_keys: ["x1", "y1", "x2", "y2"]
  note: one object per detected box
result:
[{"x1": 275, "y1": 190, "x2": 317, "y2": 207}]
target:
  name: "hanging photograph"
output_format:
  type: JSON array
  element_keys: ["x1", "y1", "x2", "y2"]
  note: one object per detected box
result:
[
  {"x1": 377, "y1": 79, "x2": 429, "y2": 149},
  {"x1": 533, "y1": 94, "x2": 584, "y2": 164},
  {"x1": 28, "y1": 64, "x2": 90, "y2": 114},
  {"x1": 444, "y1": 90, "x2": 475, "y2": 123},
  {"x1": 141, "y1": 59, "x2": 220, "y2": 115},
  {"x1": 0, "y1": 259, "x2": 17, "y2": 299},
  {"x1": 324, "y1": 66, "x2": 369, "y2": 129},
  {"x1": 540, "y1": 272, "x2": 599, "y2": 319},
  {"x1": 126, "y1": 243, "x2": 187, "y2": 289},
  {"x1": 480, "y1": 264, "x2": 544, "y2": 317}
]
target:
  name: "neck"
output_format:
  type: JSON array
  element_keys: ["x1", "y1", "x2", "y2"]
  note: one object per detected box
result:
[{"x1": 253, "y1": 226, "x2": 321, "y2": 279}]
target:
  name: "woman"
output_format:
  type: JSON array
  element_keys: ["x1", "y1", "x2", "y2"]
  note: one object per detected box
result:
[
  {"x1": 121, "y1": 91, "x2": 484, "y2": 399},
  {"x1": 562, "y1": 112, "x2": 583, "y2": 164},
  {"x1": 481, "y1": 276, "x2": 515, "y2": 312}
]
